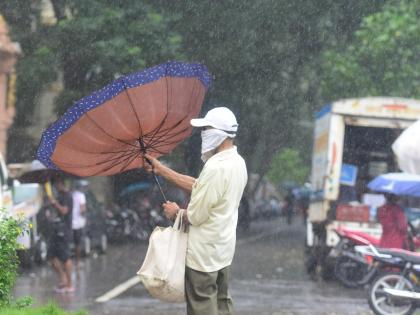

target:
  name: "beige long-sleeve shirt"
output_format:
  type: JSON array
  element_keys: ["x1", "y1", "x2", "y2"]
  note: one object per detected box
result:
[{"x1": 186, "y1": 146, "x2": 248, "y2": 272}]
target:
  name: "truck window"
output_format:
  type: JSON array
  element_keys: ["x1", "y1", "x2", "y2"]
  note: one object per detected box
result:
[{"x1": 341, "y1": 125, "x2": 400, "y2": 201}]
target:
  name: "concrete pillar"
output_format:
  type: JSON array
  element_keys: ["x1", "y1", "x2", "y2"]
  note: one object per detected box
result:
[{"x1": 0, "y1": 14, "x2": 20, "y2": 158}]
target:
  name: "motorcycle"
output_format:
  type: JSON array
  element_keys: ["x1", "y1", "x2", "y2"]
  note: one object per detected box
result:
[
  {"x1": 332, "y1": 225, "x2": 420, "y2": 288},
  {"x1": 367, "y1": 246, "x2": 420, "y2": 315},
  {"x1": 105, "y1": 207, "x2": 139, "y2": 242},
  {"x1": 331, "y1": 227, "x2": 381, "y2": 288}
]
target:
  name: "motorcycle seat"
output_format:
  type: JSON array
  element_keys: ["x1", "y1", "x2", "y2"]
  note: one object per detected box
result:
[{"x1": 379, "y1": 248, "x2": 420, "y2": 264}]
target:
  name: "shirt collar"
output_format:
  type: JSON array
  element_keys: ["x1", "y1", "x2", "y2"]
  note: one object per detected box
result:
[{"x1": 207, "y1": 146, "x2": 237, "y2": 162}]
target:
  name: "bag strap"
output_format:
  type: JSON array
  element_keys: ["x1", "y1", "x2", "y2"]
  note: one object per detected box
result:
[{"x1": 173, "y1": 209, "x2": 185, "y2": 231}]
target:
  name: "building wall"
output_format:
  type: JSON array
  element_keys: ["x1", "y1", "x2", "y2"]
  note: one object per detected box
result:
[{"x1": 0, "y1": 14, "x2": 20, "y2": 159}]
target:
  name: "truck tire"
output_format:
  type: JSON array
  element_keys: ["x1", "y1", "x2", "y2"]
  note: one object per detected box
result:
[
  {"x1": 18, "y1": 249, "x2": 34, "y2": 269},
  {"x1": 320, "y1": 259, "x2": 335, "y2": 281},
  {"x1": 334, "y1": 255, "x2": 366, "y2": 288},
  {"x1": 304, "y1": 246, "x2": 318, "y2": 275}
]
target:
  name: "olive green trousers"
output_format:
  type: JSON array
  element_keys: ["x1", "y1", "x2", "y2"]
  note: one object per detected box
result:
[{"x1": 185, "y1": 266, "x2": 234, "y2": 315}]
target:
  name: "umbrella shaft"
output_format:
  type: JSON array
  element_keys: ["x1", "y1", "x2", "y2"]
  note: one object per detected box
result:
[{"x1": 152, "y1": 171, "x2": 167, "y2": 203}]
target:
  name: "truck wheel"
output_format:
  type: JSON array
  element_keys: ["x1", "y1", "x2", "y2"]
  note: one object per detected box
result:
[
  {"x1": 321, "y1": 262, "x2": 334, "y2": 281},
  {"x1": 304, "y1": 247, "x2": 317, "y2": 275},
  {"x1": 334, "y1": 256, "x2": 365, "y2": 288},
  {"x1": 18, "y1": 250, "x2": 34, "y2": 269}
]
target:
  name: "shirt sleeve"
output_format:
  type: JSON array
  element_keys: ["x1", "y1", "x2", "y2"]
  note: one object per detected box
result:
[
  {"x1": 79, "y1": 192, "x2": 86, "y2": 205},
  {"x1": 187, "y1": 164, "x2": 224, "y2": 226}
]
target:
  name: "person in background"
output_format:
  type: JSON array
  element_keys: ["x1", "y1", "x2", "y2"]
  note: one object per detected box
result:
[
  {"x1": 283, "y1": 189, "x2": 295, "y2": 225},
  {"x1": 72, "y1": 180, "x2": 87, "y2": 270},
  {"x1": 47, "y1": 176, "x2": 74, "y2": 293},
  {"x1": 377, "y1": 193, "x2": 408, "y2": 249}
]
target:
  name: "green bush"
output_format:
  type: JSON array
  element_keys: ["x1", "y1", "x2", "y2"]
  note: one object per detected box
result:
[
  {"x1": 0, "y1": 210, "x2": 28, "y2": 307},
  {"x1": 0, "y1": 303, "x2": 87, "y2": 315}
]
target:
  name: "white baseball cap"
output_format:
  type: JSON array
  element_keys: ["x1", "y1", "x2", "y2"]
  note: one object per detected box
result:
[{"x1": 190, "y1": 107, "x2": 238, "y2": 132}]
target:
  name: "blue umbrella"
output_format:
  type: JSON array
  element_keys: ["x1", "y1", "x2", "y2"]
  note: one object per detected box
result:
[
  {"x1": 367, "y1": 172, "x2": 420, "y2": 197},
  {"x1": 119, "y1": 181, "x2": 152, "y2": 197}
]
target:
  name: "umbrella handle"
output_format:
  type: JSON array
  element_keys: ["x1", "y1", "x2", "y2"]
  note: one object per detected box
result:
[{"x1": 143, "y1": 155, "x2": 168, "y2": 203}]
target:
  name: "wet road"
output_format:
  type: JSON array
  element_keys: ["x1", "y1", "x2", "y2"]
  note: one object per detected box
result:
[{"x1": 14, "y1": 217, "x2": 374, "y2": 315}]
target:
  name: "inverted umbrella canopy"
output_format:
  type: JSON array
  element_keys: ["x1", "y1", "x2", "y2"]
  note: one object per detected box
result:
[
  {"x1": 367, "y1": 172, "x2": 420, "y2": 197},
  {"x1": 19, "y1": 160, "x2": 62, "y2": 184},
  {"x1": 36, "y1": 61, "x2": 212, "y2": 177},
  {"x1": 392, "y1": 119, "x2": 420, "y2": 175}
]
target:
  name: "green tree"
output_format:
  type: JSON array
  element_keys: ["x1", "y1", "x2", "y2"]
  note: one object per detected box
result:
[
  {"x1": 49, "y1": 0, "x2": 183, "y2": 115},
  {"x1": 153, "y1": 0, "x2": 384, "y2": 179},
  {"x1": 0, "y1": 1, "x2": 58, "y2": 162},
  {"x1": 321, "y1": 0, "x2": 420, "y2": 101},
  {"x1": 2, "y1": 1, "x2": 183, "y2": 162},
  {"x1": 0, "y1": 211, "x2": 28, "y2": 307},
  {"x1": 267, "y1": 148, "x2": 309, "y2": 186}
]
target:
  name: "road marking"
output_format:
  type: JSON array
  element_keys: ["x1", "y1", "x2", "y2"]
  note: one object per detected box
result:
[
  {"x1": 95, "y1": 224, "x2": 283, "y2": 303},
  {"x1": 236, "y1": 226, "x2": 282, "y2": 246},
  {"x1": 95, "y1": 276, "x2": 141, "y2": 303}
]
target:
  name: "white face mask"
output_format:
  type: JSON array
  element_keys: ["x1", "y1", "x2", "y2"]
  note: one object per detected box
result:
[{"x1": 200, "y1": 129, "x2": 234, "y2": 162}]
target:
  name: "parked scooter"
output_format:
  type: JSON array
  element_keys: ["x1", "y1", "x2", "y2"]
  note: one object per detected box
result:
[
  {"x1": 332, "y1": 227, "x2": 381, "y2": 288},
  {"x1": 105, "y1": 206, "x2": 139, "y2": 242},
  {"x1": 367, "y1": 246, "x2": 420, "y2": 315},
  {"x1": 332, "y1": 226, "x2": 420, "y2": 288}
]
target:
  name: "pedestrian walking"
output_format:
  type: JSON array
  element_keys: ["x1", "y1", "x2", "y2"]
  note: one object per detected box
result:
[
  {"x1": 145, "y1": 107, "x2": 248, "y2": 315},
  {"x1": 72, "y1": 180, "x2": 87, "y2": 270},
  {"x1": 47, "y1": 177, "x2": 74, "y2": 293},
  {"x1": 283, "y1": 189, "x2": 295, "y2": 225}
]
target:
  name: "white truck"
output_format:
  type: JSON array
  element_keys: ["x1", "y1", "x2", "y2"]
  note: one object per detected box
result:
[
  {"x1": 0, "y1": 153, "x2": 13, "y2": 211},
  {"x1": 1, "y1": 154, "x2": 45, "y2": 266},
  {"x1": 306, "y1": 97, "x2": 420, "y2": 277}
]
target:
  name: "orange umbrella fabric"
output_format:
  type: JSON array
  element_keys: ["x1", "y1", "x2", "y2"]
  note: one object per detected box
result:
[{"x1": 36, "y1": 61, "x2": 212, "y2": 177}]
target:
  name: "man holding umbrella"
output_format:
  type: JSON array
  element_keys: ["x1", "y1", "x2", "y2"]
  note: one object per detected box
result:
[{"x1": 146, "y1": 107, "x2": 248, "y2": 315}]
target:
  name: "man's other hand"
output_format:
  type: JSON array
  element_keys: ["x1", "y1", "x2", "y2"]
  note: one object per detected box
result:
[{"x1": 163, "y1": 201, "x2": 180, "y2": 220}]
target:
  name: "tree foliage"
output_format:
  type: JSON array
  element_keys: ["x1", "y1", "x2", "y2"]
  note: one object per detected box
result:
[
  {"x1": 0, "y1": 211, "x2": 28, "y2": 308},
  {"x1": 49, "y1": 0, "x2": 183, "y2": 115},
  {"x1": 153, "y1": 0, "x2": 385, "y2": 177},
  {"x1": 3, "y1": 0, "x2": 385, "y2": 181},
  {"x1": 2, "y1": 1, "x2": 183, "y2": 162},
  {"x1": 267, "y1": 148, "x2": 309, "y2": 186},
  {"x1": 321, "y1": 0, "x2": 420, "y2": 101}
]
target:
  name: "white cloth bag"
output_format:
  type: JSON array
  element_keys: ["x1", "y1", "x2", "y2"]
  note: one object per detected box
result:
[{"x1": 137, "y1": 210, "x2": 187, "y2": 303}]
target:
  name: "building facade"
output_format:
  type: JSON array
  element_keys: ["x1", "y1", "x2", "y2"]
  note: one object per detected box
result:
[{"x1": 0, "y1": 14, "x2": 20, "y2": 158}]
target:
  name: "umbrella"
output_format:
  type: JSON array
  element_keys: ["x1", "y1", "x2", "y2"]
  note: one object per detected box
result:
[
  {"x1": 392, "y1": 119, "x2": 420, "y2": 175},
  {"x1": 19, "y1": 160, "x2": 62, "y2": 184},
  {"x1": 367, "y1": 172, "x2": 420, "y2": 197},
  {"x1": 119, "y1": 181, "x2": 152, "y2": 197},
  {"x1": 36, "y1": 61, "x2": 212, "y2": 200}
]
